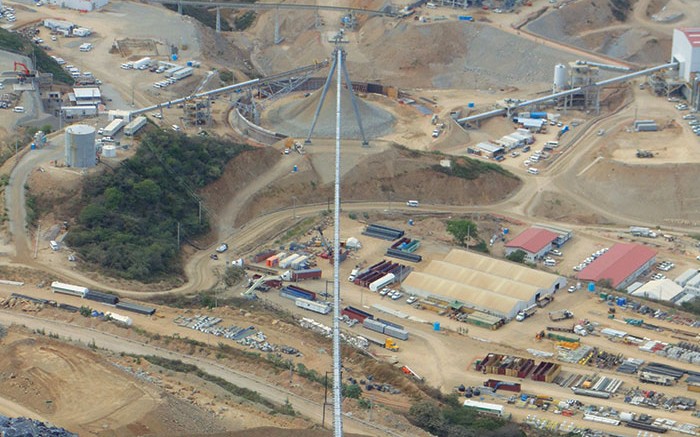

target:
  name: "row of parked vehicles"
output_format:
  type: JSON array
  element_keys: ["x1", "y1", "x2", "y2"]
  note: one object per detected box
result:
[
  {"x1": 572, "y1": 247, "x2": 609, "y2": 272},
  {"x1": 0, "y1": 5, "x2": 17, "y2": 22}
]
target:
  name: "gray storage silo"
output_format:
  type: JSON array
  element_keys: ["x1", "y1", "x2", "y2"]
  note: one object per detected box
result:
[{"x1": 65, "y1": 124, "x2": 96, "y2": 168}]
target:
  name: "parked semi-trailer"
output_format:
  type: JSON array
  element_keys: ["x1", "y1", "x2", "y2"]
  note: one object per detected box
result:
[
  {"x1": 124, "y1": 116, "x2": 147, "y2": 136},
  {"x1": 369, "y1": 273, "x2": 395, "y2": 292},
  {"x1": 172, "y1": 66, "x2": 193, "y2": 80}
]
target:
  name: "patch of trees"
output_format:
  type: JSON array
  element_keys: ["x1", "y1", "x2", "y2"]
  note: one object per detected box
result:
[
  {"x1": 0, "y1": 28, "x2": 73, "y2": 84},
  {"x1": 681, "y1": 297, "x2": 700, "y2": 317},
  {"x1": 65, "y1": 130, "x2": 250, "y2": 281},
  {"x1": 446, "y1": 219, "x2": 489, "y2": 253},
  {"x1": 234, "y1": 11, "x2": 257, "y2": 31},
  {"x1": 432, "y1": 157, "x2": 516, "y2": 181},
  {"x1": 506, "y1": 249, "x2": 527, "y2": 264},
  {"x1": 608, "y1": 0, "x2": 633, "y2": 21},
  {"x1": 408, "y1": 397, "x2": 524, "y2": 437}
]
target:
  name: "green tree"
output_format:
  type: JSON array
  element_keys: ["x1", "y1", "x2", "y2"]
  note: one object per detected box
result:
[
  {"x1": 343, "y1": 384, "x2": 362, "y2": 399},
  {"x1": 219, "y1": 69, "x2": 234, "y2": 84},
  {"x1": 103, "y1": 187, "x2": 123, "y2": 210},
  {"x1": 446, "y1": 219, "x2": 478, "y2": 246},
  {"x1": 506, "y1": 249, "x2": 527, "y2": 264},
  {"x1": 408, "y1": 400, "x2": 445, "y2": 436}
]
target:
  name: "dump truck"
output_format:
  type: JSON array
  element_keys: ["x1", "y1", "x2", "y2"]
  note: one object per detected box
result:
[
  {"x1": 515, "y1": 305, "x2": 537, "y2": 322},
  {"x1": 549, "y1": 309, "x2": 574, "y2": 322}
]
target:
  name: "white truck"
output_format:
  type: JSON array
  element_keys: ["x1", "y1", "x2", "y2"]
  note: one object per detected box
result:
[
  {"x1": 515, "y1": 305, "x2": 537, "y2": 322},
  {"x1": 124, "y1": 116, "x2": 147, "y2": 136}
]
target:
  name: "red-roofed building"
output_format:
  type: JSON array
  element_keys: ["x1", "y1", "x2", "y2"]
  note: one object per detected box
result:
[
  {"x1": 577, "y1": 243, "x2": 656, "y2": 289},
  {"x1": 505, "y1": 228, "x2": 559, "y2": 262},
  {"x1": 672, "y1": 28, "x2": 700, "y2": 83}
]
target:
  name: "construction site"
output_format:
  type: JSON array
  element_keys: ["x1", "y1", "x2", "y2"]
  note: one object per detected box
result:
[{"x1": 1, "y1": 0, "x2": 700, "y2": 436}]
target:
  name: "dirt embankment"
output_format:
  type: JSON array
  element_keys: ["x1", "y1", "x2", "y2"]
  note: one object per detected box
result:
[{"x1": 235, "y1": 146, "x2": 521, "y2": 225}]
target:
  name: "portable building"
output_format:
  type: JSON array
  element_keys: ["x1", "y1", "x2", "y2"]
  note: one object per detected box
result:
[
  {"x1": 291, "y1": 255, "x2": 309, "y2": 270},
  {"x1": 51, "y1": 281, "x2": 89, "y2": 298},
  {"x1": 462, "y1": 400, "x2": 504, "y2": 417},
  {"x1": 172, "y1": 67, "x2": 193, "y2": 80},
  {"x1": 279, "y1": 254, "x2": 300, "y2": 269},
  {"x1": 72, "y1": 27, "x2": 91, "y2": 37},
  {"x1": 105, "y1": 312, "x2": 132, "y2": 326},
  {"x1": 124, "y1": 116, "x2": 147, "y2": 136},
  {"x1": 295, "y1": 298, "x2": 331, "y2": 315},
  {"x1": 369, "y1": 273, "x2": 396, "y2": 292},
  {"x1": 101, "y1": 118, "x2": 125, "y2": 137},
  {"x1": 164, "y1": 66, "x2": 184, "y2": 77},
  {"x1": 133, "y1": 57, "x2": 152, "y2": 70}
]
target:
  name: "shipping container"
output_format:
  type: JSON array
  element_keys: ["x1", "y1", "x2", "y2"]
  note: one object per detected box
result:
[
  {"x1": 115, "y1": 301, "x2": 156, "y2": 315},
  {"x1": 384, "y1": 325, "x2": 409, "y2": 341},
  {"x1": 483, "y1": 379, "x2": 522, "y2": 392},
  {"x1": 363, "y1": 318, "x2": 387, "y2": 334},
  {"x1": 84, "y1": 290, "x2": 119, "y2": 305},
  {"x1": 253, "y1": 250, "x2": 276, "y2": 263},
  {"x1": 290, "y1": 255, "x2": 309, "y2": 270}
]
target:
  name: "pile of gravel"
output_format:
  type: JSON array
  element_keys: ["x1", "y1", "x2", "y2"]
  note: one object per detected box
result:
[
  {"x1": 264, "y1": 86, "x2": 395, "y2": 139},
  {"x1": 0, "y1": 415, "x2": 77, "y2": 437}
]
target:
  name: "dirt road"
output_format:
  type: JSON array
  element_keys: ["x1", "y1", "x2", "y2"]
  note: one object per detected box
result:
[{"x1": 0, "y1": 309, "x2": 401, "y2": 437}]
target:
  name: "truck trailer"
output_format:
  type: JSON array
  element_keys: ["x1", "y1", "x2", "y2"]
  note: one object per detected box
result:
[
  {"x1": 369, "y1": 273, "x2": 395, "y2": 292},
  {"x1": 124, "y1": 116, "x2": 147, "y2": 136},
  {"x1": 172, "y1": 67, "x2": 193, "y2": 80}
]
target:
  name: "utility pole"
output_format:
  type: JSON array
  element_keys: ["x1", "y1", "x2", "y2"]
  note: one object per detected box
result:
[
  {"x1": 177, "y1": 222, "x2": 180, "y2": 249},
  {"x1": 292, "y1": 196, "x2": 297, "y2": 219},
  {"x1": 198, "y1": 200, "x2": 202, "y2": 224}
]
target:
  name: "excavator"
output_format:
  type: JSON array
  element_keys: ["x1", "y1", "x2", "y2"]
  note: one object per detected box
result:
[
  {"x1": 316, "y1": 227, "x2": 347, "y2": 263},
  {"x1": 14, "y1": 62, "x2": 35, "y2": 82}
]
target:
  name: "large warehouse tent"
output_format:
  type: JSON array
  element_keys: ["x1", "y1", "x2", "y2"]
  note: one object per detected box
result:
[{"x1": 402, "y1": 249, "x2": 566, "y2": 319}]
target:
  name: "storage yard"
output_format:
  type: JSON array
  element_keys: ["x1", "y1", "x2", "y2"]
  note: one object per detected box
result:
[{"x1": 2, "y1": 0, "x2": 700, "y2": 436}]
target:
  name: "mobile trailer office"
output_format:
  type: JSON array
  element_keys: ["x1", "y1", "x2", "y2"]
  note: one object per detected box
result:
[
  {"x1": 101, "y1": 119, "x2": 125, "y2": 137},
  {"x1": 51, "y1": 281, "x2": 88, "y2": 298},
  {"x1": 124, "y1": 116, "x2": 147, "y2": 136}
]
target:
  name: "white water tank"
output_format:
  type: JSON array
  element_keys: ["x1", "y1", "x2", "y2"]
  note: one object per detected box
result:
[
  {"x1": 102, "y1": 145, "x2": 117, "y2": 158},
  {"x1": 64, "y1": 124, "x2": 96, "y2": 168},
  {"x1": 553, "y1": 64, "x2": 568, "y2": 92}
]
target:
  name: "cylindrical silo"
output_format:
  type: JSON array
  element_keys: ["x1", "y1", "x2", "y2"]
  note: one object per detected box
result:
[
  {"x1": 102, "y1": 145, "x2": 117, "y2": 158},
  {"x1": 64, "y1": 124, "x2": 96, "y2": 168},
  {"x1": 553, "y1": 64, "x2": 568, "y2": 92}
]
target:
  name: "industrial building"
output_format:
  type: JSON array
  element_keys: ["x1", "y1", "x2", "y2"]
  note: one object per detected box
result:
[
  {"x1": 47, "y1": 0, "x2": 108, "y2": 12},
  {"x1": 61, "y1": 105, "x2": 97, "y2": 119},
  {"x1": 669, "y1": 28, "x2": 700, "y2": 110},
  {"x1": 505, "y1": 227, "x2": 559, "y2": 262},
  {"x1": 402, "y1": 249, "x2": 565, "y2": 319},
  {"x1": 629, "y1": 279, "x2": 684, "y2": 302},
  {"x1": 70, "y1": 87, "x2": 101, "y2": 106},
  {"x1": 577, "y1": 243, "x2": 656, "y2": 290},
  {"x1": 64, "y1": 124, "x2": 96, "y2": 168}
]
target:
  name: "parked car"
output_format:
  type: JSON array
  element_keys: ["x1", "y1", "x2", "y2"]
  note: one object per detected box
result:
[
  {"x1": 216, "y1": 243, "x2": 228, "y2": 253},
  {"x1": 406, "y1": 296, "x2": 418, "y2": 304},
  {"x1": 568, "y1": 285, "x2": 576, "y2": 293},
  {"x1": 549, "y1": 249, "x2": 563, "y2": 257}
]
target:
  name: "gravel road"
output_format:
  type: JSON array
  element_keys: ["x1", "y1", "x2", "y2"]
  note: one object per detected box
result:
[{"x1": 0, "y1": 310, "x2": 403, "y2": 437}]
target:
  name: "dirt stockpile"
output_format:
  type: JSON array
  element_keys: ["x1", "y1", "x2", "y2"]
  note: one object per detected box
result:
[
  {"x1": 251, "y1": 20, "x2": 587, "y2": 89},
  {"x1": 262, "y1": 86, "x2": 395, "y2": 139},
  {"x1": 526, "y1": 0, "x2": 675, "y2": 65},
  {"x1": 236, "y1": 145, "x2": 520, "y2": 224},
  {"x1": 575, "y1": 159, "x2": 700, "y2": 224}
]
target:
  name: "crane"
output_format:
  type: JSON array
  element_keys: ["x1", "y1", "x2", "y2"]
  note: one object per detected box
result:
[
  {"x1": 241, "y1": 275, "x2": 280, "y2": 299},
  {"x1": 317, "y1": 226, "x2": 332, "y2": 259}
]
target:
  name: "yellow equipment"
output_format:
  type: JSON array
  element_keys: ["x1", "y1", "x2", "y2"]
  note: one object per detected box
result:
[{"x1": 384, "y1": 338, "x2": 399, "y2": 352}]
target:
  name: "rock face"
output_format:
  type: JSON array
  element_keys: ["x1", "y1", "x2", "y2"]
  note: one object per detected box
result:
[
  {"x1": 0, "y1": 415, "x2": 78, "y2": 437},
  {"x1": 263, "y1": 86, "x2": 395, "y2": 139}
]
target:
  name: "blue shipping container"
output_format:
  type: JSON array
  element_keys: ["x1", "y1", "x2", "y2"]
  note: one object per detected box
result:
[
  {"x1": 530, "y1": 112, "x2": 547, "y2": 119},
  {"x1": 458, "y1": 15, "x2": 474, "y2": 21}
]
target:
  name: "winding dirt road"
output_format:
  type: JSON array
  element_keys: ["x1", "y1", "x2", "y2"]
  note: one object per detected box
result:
[{"x1": 0, "y1": 310, "x2": 403, "y2": 437}]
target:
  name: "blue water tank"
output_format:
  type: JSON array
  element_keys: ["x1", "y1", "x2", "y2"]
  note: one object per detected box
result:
[
  {"x1": 171, "y1": 54, "x2": 178, "y2": 61},
  {"x1": 433, "y1": 322, "x2": 440, "y2": 331},
  {"x1": 468, "y1": 102, "x2": 475, "y2": 108},
  {"x1": 617, "y1": 297, "x2": 627, "y2": 306},
  {"x1": 292, "y1": 165, "x2": 298, "y2": 173},
  {"x1": 186, "y1": 61, "x2": 193, "y2": 67},
  {"x1": 30, "y1": 143, "x2": 36, "y2": 150},
  {"x1": 408, "y1": 219, "x2": 414, "y2": 226},
  {"x1": 588, "y1": 282, "x2": 595, "y2": 292},
  {"x1": 503, "y1": 228, "x2": 509, "y2": 234}
]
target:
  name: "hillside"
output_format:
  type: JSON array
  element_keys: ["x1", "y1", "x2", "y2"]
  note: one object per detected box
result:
[{"x1": 56, "y1": 131, "x2": 250, "y2": 282}]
